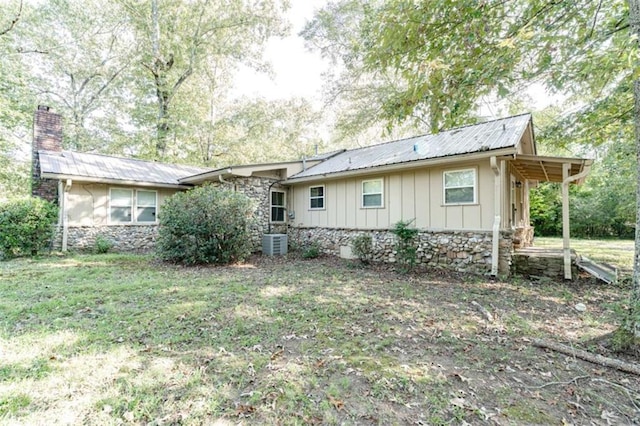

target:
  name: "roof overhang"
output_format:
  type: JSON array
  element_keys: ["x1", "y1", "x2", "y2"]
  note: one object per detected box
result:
[
  {"x1": 41, "y1": 173, "x2": 194, "y2": 189},
  {"x1": 179, "y1": 160, "x2": 322, "y2": 184},
  {"x1": 510, "y1": 154, "x2": 593, "y2": 184},
  {"x1": 284, "y1": 147, "x2": 518, "y2": 184}
]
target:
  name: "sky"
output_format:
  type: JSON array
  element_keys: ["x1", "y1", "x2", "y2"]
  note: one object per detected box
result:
[{"x1": 232, "y1": 1, "x2": 329, "y2": 102}]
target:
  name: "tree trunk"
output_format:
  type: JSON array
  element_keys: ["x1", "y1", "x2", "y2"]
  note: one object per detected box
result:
[{"x1": 629, "y1": 0, "x2": 640, "y2": 339}]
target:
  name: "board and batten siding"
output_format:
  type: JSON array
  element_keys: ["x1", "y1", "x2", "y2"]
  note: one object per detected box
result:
[
  {"x1": 290, "y1": 161, "x2": 496, "y2": 231},
  {"x1": 65, "y1": 183, "x2": 179, "y2": 226}
]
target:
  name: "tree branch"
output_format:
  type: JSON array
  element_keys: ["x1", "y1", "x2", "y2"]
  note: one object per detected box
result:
[{"x1": 0, "y1": 0, "x2": 22, "y2": 37}]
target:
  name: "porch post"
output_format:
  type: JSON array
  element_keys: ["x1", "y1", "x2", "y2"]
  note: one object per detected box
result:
[{"x1": 562, "y1": 163, "x2": 571, "y2": 280}]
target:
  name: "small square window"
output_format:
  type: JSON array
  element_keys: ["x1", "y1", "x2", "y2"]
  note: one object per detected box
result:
[
  {"x1": 443, "y1": 169, "x2": 476, "y2": 204},
  {"x1": 362, "y1": 179, "x2": 383, "y2": 208},
  {"x1": 309, "y1": 185, "x2": 325, "y2": 210}
]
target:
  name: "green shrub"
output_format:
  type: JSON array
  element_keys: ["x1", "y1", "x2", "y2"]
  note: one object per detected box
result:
[
  {"x1": 351, "y1": 233, "x2": 373, "y2": 263},
  {"x1": 0, "y1": 197, "x2": 58, "y2": 259},
  {"x1": 156, "y1": 185, "x2": 256, "y2": 265},
  {"x1": 392, "y1": 220, "x2": 419, "y2": 273},
  {"x1": 301, "y1": 241, "x2": 321, "y2": 259},
  {"x1": 94, "y1": 235, "x2": 114, "y2": 254}
]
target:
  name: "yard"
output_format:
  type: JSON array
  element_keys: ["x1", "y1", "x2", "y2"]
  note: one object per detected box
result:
[{"x1": 1, "y1": 251, "x2": 639, "y2": 425}]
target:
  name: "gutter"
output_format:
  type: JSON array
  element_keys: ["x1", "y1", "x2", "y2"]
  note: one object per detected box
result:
[
  {"x1": 490, "y1": 156, "x2": 501, "y2": 276},
  {"x1": 41, "y1": 173, "x2": 193, "y2": 189}
]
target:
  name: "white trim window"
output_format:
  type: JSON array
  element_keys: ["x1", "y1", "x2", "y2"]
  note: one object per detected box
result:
[
  {"x1": 270, "y1": 190, "x2": 286, "y2": 223},
  {"x1": 109, "y1": 188, "x2": 157, "y2": 224},
  {"x1": 362, "y1": 178, "x2": 383, "y2": 208},
  {"x1": 309, "y1": 185, "x2": 325, "y2": 210},
  {"x1": 443, "y1": 168, "x2": 476, "y2": 204}
]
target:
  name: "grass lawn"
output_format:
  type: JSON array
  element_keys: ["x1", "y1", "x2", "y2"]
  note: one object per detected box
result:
[
  {"x1": 533, "y1": 237, "x2": 634, "y2": 273},
  {"x1": 1, "y1": 253, "x2": 639, "y2": 425}
]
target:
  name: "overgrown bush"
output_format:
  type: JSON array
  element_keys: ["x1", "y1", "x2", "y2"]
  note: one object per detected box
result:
[
  {"x1": 392, "y1": 220, "x2": 419, "y2": 273},
  {"x1": 0, "y1": 197, "x2": 58, "y2": 259},
  {"x1": 156, "y1": 185, "x2": 256, "y2": 265},
  {"x1": 351, "y1": 233, "x2": 373, "y2": 263}
]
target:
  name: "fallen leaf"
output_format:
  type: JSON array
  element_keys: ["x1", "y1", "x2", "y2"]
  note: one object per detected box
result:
[
  {"x1": 327, "y1": 395, "x2": 344, "y2": 411},
  {"x1": 453, "y1": 373, "x2": 471, "y2": 383},
  {"x1": 123, "y1": 411, "x2": 135, "y2": 422},
  {"x1": 236, "y1": 404, "x2": 256, "y2": 417},
  {"x1": 270, "y1": 348, "x2": 284, "y2": 360}
]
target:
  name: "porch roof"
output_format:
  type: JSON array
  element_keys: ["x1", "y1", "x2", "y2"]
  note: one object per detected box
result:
[{"x1": 510, "y1": 154, "x2": 593, "y2": 184}]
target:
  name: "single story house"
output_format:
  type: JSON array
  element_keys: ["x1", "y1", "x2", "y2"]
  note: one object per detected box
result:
[{"x1": 32, "y1": 106, "x2": 592, "y2": 276}]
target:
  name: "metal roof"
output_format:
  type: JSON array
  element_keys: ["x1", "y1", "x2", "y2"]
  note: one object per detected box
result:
[
  {"x1": 289, "y1": 114, "x2": 532, "y2": 180},
  {"x1": 39, "y1": 150, "x2": 212, "y2": 186}
]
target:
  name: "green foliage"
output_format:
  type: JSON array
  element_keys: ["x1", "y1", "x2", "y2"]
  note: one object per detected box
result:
[
  {"x1": 0, "y1": 197, "x2": 58, "y2": 259},
  {"x1": 301, "y1": 241, "x2": 321, "y2": 259},
  {"x1": 351, "y1": 233, "x2": 373, "y2": 263},
  {"x1": 391, "y1": 220, "x2": 418, "y2": 273},
  {"x1": 94, "y1": 235, "x2": 114, "y2": 254},
  {"x1": 156, "y1": 185, "x2": 255, "y2": 265}
]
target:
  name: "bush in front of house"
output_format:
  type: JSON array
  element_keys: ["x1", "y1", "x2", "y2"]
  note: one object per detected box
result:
[
  {"x1": 0, "y1": 197, "x2": 58, "y2": 259},
  {"x1": 156, "y1": 185, "x2": 256, "y2": 265}
]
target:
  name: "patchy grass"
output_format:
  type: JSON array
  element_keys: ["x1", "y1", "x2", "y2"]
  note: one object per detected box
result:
[
  {"x1": 534, "y1": 237, "x2": 634, "y2": 273},
  {"x1": 0, "y1": 253, "x2": 639, "y2": 425}
]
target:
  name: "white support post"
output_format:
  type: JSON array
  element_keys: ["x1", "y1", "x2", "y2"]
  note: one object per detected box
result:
[
  {"x1": 562, "y1": 163, "x2": 571, "y2": 280},
  {"x1": 62, "y1": 179, "x2": 72, "y2": 252}
]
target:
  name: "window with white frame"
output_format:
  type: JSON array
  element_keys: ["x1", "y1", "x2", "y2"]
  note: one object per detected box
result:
[
  {"x1": 270, "y1": 190, "x2": 286, "y2": 222},
  {"x1": 443, "y1": 168, "x2": 476, "y2": 204},
  {"x1": 109, "y1": 188, "x2": 157, "y2": 224},
  {"x1": 309, "y1": 185, "x2": 325, "y2": 210},
  {"x1": 362, "y1": 178, "x2": 383, "y2": 208}
]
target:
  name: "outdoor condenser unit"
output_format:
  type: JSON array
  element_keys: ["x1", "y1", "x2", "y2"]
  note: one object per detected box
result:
[{"x1": 262, "y1": 234, "x2": 288, "y2": 256}]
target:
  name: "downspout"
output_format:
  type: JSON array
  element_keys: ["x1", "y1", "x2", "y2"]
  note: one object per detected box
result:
[
  {"x1": 61, "y1": 179, "x2": 72, "y2": 252},
  {"x1": 490, "y1": 156, "x2": 501, "y2": 276},
  {"x1": 561, "y1": 164, "x2": 591, "y2": 280},
  {"x1": 267, "y1": 179, "x2": 284, "y2": 234}
]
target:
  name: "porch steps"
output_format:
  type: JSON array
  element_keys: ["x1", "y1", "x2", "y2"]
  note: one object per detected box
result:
[{"x1": 576, "y1": 256, "x2": 618, "y2": 285}]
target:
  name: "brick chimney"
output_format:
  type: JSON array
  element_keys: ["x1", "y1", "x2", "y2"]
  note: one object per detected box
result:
[{"x1": 32, "y1": 106, "x2": 62, "y2": 202}]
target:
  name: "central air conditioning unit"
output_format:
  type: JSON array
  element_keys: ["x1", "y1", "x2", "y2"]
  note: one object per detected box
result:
[{"x1": 262, "y1": 234, "x2": 288, "y2": 256}]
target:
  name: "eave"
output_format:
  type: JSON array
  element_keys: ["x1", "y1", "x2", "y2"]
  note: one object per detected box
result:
[{"x1": 40, "y1": 173, "x2": 194, "y2": 189}]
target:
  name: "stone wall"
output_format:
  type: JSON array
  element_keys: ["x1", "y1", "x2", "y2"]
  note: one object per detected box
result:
[
  {"x1": 289, "y1": 227, "x2": 514, "y2": 275},
  {"x1": 208, "y1": 176, "x2": 287, "y2": 249},
  {"x1": 56, "y1": 225, "x2": 158, "y2": 253},
  {"x1": 512, "y1": 248, "x2": 580, "y2": 280}
]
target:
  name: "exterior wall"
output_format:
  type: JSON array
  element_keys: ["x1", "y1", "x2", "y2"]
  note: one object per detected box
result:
[
  {"x1": 59, "y1": 225, "x2": 159, "y2": 253},
  {"x1": 64, "y1": 183, "x2": 179, "y2": 226},
  {"x1": 56, "y1": 177, "x2": 285, "y2": 253},
  {"x1": 207, "y1": 176, "x2": 287, "y2": 249},
  {"x1": 52, "y1": 184, "x2": 180, "y2": 252},
  {"x1": 290, "y1": 159, "x2": 496, "y2": 231},
  {"x1": 289, "y1": 227, "x2": 513, "y2": 275}
]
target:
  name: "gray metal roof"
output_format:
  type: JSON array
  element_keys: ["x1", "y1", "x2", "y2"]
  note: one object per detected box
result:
[
  {"x1": 39, "y1": 150, "x2": 212, "y2": 186},
  {"x1": 289, "y1": 114, "x2": 532, "y2": 180}
]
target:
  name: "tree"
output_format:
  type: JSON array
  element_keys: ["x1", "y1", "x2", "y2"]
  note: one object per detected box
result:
[
  {"x1": 627, "y1": 0, "x2": 640, "y2": 341},
  {"x1": 123, "y1": 0, "x2": 289, "y2": 159}
]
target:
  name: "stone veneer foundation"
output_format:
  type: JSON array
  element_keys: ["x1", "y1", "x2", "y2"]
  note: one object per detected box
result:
[
  {"x1": 58, "y1": 225, "x2": 159, "y2": 253},
  {"x1": 289, "y1": 227, "x2": 514, "y2": 275}
]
